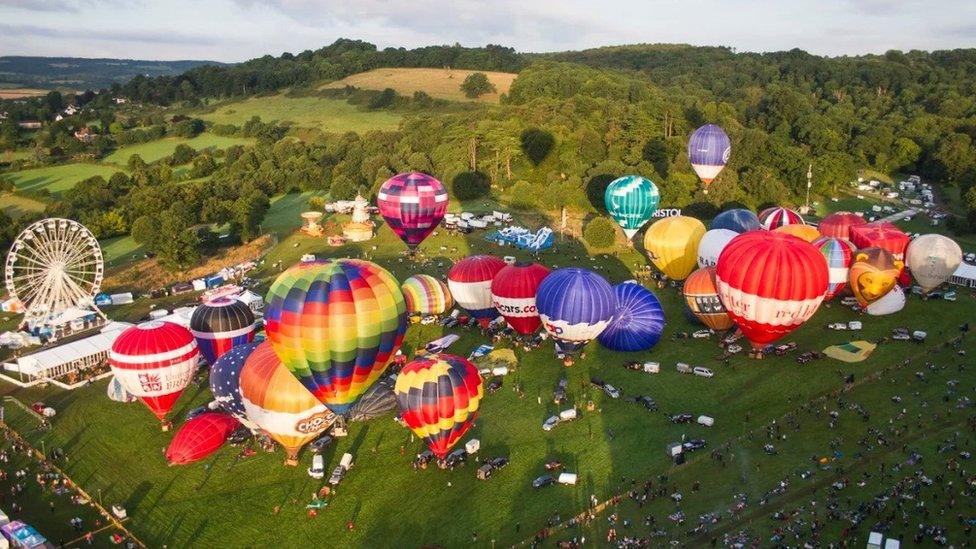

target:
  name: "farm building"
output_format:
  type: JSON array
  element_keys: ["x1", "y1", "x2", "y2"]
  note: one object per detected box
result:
[{"x1": 949, "y1": 263, "x2": 976, "y2": 289}]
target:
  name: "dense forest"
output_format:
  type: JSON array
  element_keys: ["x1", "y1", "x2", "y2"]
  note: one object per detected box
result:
[
  {"x1": 2, "y1": 40, "x2": 976, "y2": 270},
  {"x1": 0, "y1": 56, "x2": 224, "y2": 90}
]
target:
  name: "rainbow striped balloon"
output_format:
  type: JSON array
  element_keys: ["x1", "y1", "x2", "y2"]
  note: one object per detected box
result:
[
  {"x1": 264, "y1": 259, "x2": 408, "y2": 415},
  {"x1": 401, "y1": 274, "x2": 453, "y2": 315}
]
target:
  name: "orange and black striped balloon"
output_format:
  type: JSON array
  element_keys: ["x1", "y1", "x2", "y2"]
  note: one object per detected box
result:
[{"x1": 394, "y1": 354, "x2": 483, "y2": 459}]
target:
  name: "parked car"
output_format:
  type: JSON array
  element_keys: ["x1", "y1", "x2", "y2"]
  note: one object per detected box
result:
[
  {"x1": 440, "y1": 448, "x2": 468, "y2": 469},
  {"x1": 309, "y1": 434, "x2": 334, "y2": 453},
  {"x1": 773, "y1": 342, "x2": 797, "y2": 356},
  {"x1": 486, "y1": 377, "x2": 503, "y2": 394},
  {"x1": 487, "y1": 457, "x2": 509, "y2": 469},
  {"x1": 420, "y1": 315, "x2": 437, "y2": 325},
  {"x1": 692, "y1": 329, "x2": 714, "y2": 339},
  {"x1": 668, "y1": 413, "x2": 694, "y2": 424},
  {"x1": 30, "y1": 402, "x2": 47, "y2": 414},
  {"x1": 796, "y1": 352, "x2": 821, "y2": 364},
  {"x1": 532, "y1": 474, "x2": 555, "y2": 489},
  {"x1": 676, "y1": 363, "x2": 693, "y2": 374},
  {"x1": 544, "y1": 460, "x2": 564, "y2": 471},
  {"x1": 635, "y1": 395, "x2": 658, "y2": 411},
  {"x1": 308, "y1": 454, "x2": 325, "y2": 479},
  {"x1": 413, "y1": 449, "x2": 435, "y2": 469},
  {"x1": 726, "y1": 344, "x2": 743, "y2": 354},
  {"x1": 944, "y1": 291, "x2": 957, "y2": 301},
  {"x1": 682, "y1": 439, "x2": 707, "y2": 452},
  {"x1": 589, "y1": 376, "x2": 605, "y2": 387},
  {"x1": 227, "y1": 426, "x2": 251, "y2": 446},
  {"x1": 542, "y1": 415, "x2": 561, "y2": 432},
  {"x1": 328, "y1": 465, "x2": 346, "y2": 485},
  {"x1": 602, "y1": 384, "x2": 620, "y2": 398},
  {"x1": 693, "y1": 367, "x2": 714, "y2": 378},
  {"x1": 553, "y1": 377, "x2": 568, "y2": 404}
]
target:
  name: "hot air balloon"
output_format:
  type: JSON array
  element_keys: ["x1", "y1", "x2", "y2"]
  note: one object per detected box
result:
[
  {"x1": 848, "y1": 247, "x2": 903, "y2": 308},
  {"x1": 604, "y1": 175, "x2": 660, "y2": 239},
  {"x1": 818, "y1": 212, "x2": 866, "y2": 240},
  {"x1": 715, "y1": 232, "x2": 828, "y2": 351},
  {"x1": 759, "y1": 207, "x2": 805, "y2": 230},
  {"x1": 774, "y1": 224, "x2": 821, "y2": 243},
  {"x1": 209, "y1": 341, "x2": 259, "y2": 428},
  {"x1": 710, "y1": 209, "x2": 760, "y2": 233},
  {"x1": 683, "y1": 267, "x2": 734, "y2": 331},
  {"x1": 348, "y1": 378, "x2": 397, "y2": 423},
  {"x1": 239, "y1": 342, "x2": 336, "y2": 464},
  {"x1": 490, "y1": 262, "x2": 551, "y2": 335},
  {"x1": 536, "y1": 268, "x2": 616, "y2": 357},
  {"x1": 644, "y1": 215, "x2": 706, "y2": 280},
  {"x1": 849, "y1": 223, "x2": 910, "y2": 261},
  {"x1": 905, "y1": 234, "x2": 962, "y2": 293},
  {"x1": 264, "y1": 259, "x2": 407, "y2": 415},
  {"x1": 447, "y1": 255, "x2": 506, "y2": 327},
  {"x1": 401, "y1": 274, "x2": 453, "y2": 315},
  {"x1": 866, "y1": 285, "x2": 906, "y2": 316},
  {"x1": 394, "y1": 354, "x2": 483, "y2": 460},
  {"x1": 109, "y1": 321, "x2": 200, "y2": 428},
  {"x1": 377, "y1": 172, "x2": 449, "y2": 251},
  {"x1": 688, "y1": 124, "x2": 731, "y2": 193},
  {"x1": 597, "y1": 282, "x2": 665, "y2": 352},
  {"x1": 106, "y1": 375, "x2": 136, "y2": 403},
  {"x1": 189, "y1": 296, "x2": 256, "y2": 365},
  {"x1": 697, "y1": 228, "x2": 737, "y2": 268},
  {"x1": 812, "y1": 237, "x2": 856, "y2": 301},
  {"x1": 165, "y1": 412, "x2": 239, "y2": 466}
]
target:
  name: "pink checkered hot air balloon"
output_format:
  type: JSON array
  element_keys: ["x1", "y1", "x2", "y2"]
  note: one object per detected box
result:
[{"x1": 377, "y1": 172, "x2": 449, "y2": 251}]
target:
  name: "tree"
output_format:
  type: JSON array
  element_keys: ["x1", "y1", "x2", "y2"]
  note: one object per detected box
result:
[
  {"x1": 369, "y1": 88, "x2": 397, "y2": 110},
  {"x1": 508, "y1": 180, "x2": 535, "y2": 209},
  {"x1": 460, "y1": 72, "x2": 496, "y2": 98},
  {"x1": 170, "y1": 143, "x2": 197, "y2": 165},
  {"x1": 232, "y1": 191, "x2": 270, "y2": 242},
  {"x1": 584, "y1": 217, "x2": 617, "y2": 248},
  {"x1": 308, "y1": 196, "x2": 326, "y2": 211},
  {"x1": 130, "y1": 215, "x2": 161, "y2": 250},
  {"x1": 156, "y1": 209, "x2": 200, "y2": 271}
]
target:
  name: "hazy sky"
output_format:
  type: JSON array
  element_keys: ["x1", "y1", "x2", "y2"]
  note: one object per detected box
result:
[{"x1": 1, "y1": 0, "x2": 974, "y2": 61}]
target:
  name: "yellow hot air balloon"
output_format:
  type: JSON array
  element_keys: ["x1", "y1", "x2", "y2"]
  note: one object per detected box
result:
[
  {"x1": 774, "y1": 224, "x2": 821, "y2": 243},
  {"x1": 643, "y1": 215, "x2": 706, "y2": 280},
  {"x1": 849, "y1": 248, "x2": 903, "y2": 308}
]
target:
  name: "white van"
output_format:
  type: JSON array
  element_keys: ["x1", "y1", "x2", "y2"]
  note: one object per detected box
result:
[
  {"x1": 339, "y1": 452, "x2": 354, "y2": 470},
  {"x1": 308, "y1": 454, "x2": 325, "y2": 479},
  {"x1": 847, "y1": 321, "x2": 862, "y2": 330},
  {"x1": 697, "y1": 415, "x2": 714, "y2": 427},
  {"x1": 643, "y1": 362, "x2": 660, "y2": 374},
  {"x1": 559, "y1": 408, "x2": 578, "y2": 421},
  {"x1": 693, "y1": 367, "x2": 714, "y2": 378}
]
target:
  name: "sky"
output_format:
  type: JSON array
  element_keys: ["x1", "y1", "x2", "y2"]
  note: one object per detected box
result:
[{"x1": 0, "y1": 0, "x2": 974, "y2": 62}]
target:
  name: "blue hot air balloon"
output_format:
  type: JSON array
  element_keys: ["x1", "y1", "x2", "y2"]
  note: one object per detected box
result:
[
  {"x1": 536, "y1": 268, "x2": 616, "y2": 356},
  {"x1": 710, "y1": 208, "x2": 760, "y2": 233},
  {"x1": 597, "y1": 282, "x2": 666, "y2": 352},
  {"x1": 209, "y1": 341, "x2": 260, "y2": 428},
  {"x1": 688, "y1": 124, "x2": 731, "y2": 192}
]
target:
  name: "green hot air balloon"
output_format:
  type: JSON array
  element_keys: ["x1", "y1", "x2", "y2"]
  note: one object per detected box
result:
[{"x1": 604, "y1": 175, "x2": 660, "y2": 239}]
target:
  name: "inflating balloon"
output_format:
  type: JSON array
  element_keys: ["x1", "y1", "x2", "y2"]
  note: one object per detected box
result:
[
  {"x1": 906, "y1": 234, "x2": 962, "y2": 293},
  {"x1": 866, "y1": 285, "x2": 906, "y2": 316},
  {"x1": 774, "y1": 224, "x2": 821, "y2": 243},
  {"x1": 264, "y1": 259, "x2": 407, "y2": 415},
  {"x1": 106, "y1": 375, "x2": 136, "y2": 403},
  {"x1": 848, "y1": 247, "x2": 903, "y2": 308},
  {"x1": 759, "y1": 207, "x2": 804, "y2": 230},
  {"x1": 715, "y1": 232, "x2": 828, "y2": 350},
  {"x1": 189, "y1": 296, "x2": 256, "y2": 365},
  {"x1": 710, "y1": 209, "x2": 760, "y2": 233},
  {"x1": 209, "y1": 341, "x2": 260, "y2": 428},
  {"x1": 597, "y1": 282, "x2": 665, "y2": 352},
  {"x1": 394, "y1": 354, "x2": 483, "y2": 460},
  {"x1": 604, "y1": 175, "x2": 660, "y2": 239},
  {"x1": 644, "y1": 215, "x2": 706, "y2": 280},
  {"x1": 688, "y1": 124, "x2": 731, "y2": 193},
  {"x1": 402, "y1": 274, "x2": 453, "y2": 315},
  {"x1": 818, "y1": 212, "x2": 866, "y2": 240},
  {"x1": 683, "y1": 267, "x2": 734, "y2": 331},
  {"x1": 536, "y1": 268, "x2": 616, "y2": 356},
  {"x1": 812, "y1": 237, "x2": 856, "y2": 301},
  {"x1": 850, "y1": 223, "x2": 909, "y2": 261},
  {"x1": 448, "y1": 255, "x2": 506, "y2": 327},
  {"x1": 490, "y1": 262, "x2": 550, "y2": 335},
  {"x1": 377, "y1": 172, "x2": 448, "y2": 250},
  {"x1": 166, "y1": 412, "x2": 239, "y2": 466},
  {"x1": 697, "y1": 228, "x2": 737, "y2": 268}
]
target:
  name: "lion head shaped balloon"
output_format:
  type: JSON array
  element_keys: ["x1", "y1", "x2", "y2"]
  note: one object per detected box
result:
[{"x1": 848, "y1": 247, "x2": 903, "y2": 307}]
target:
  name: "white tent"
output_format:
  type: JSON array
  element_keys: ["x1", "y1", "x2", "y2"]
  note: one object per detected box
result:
[
  {"x1": 237, "y1": 290, "x2": 264, "y2": 312},
  {"x1": 157, "y1": 306, "x2": 196, "y2": 328},
  {"x1": 949, "y1": 263, "x2": 976, "y2": 289},
  {"x1": 6, "y1": 324, "x2": 127, "y2": 380}
]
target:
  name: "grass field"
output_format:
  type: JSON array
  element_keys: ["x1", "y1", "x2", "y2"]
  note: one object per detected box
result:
[
  {"x1": 197, "y1": 95, "x2": 402, "y2": 133},
  {"x1": 1, "y1": 150, "x2": 31, "y2": 163},
  {"x1": 0, "y1": 163, "x2": 121, "y2": 196},
  {"x1": 103, "y1": 133, "x2": 254, "y2": 165},
  {"x1": 0, "y1": 192, "x2": 46, "y2": 218},
  {"x1": 322, "y1": 68, "x2": 517, "y2": 103},
  {"x1": 0, "y1": 88, "x2": 49, "y2": 99},
  {"x1": 100, "y1": 235, "x2": 145, "y2": 268}
]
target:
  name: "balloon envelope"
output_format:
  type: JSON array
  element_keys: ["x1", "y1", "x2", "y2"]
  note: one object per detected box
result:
[
  {"x1": 377, "y1": 172, "x2": 449, "y2": 250},
  {"x1": 394, "y1": 354, "x2": 483, "y2": 459},
  {"x1": 106, "y1": 375, "x2": 136, "y2": 403},
  {"x1": 165, "y1": 412, "x2": 239, "y2": 465},
  {"x1": 759, "y1": 207, "x2": 805, "y2": 230},
  {"x1": 189, "y1": 296, "x2": 256, "y2": 365},
  {"x1": 812, "y1": 237, "x2": 857, "y2": 301},
  {"x1": 209, "y1": 341, "x2": 260, "y2": 427},
  {"x1": 448, "y1": 255, "x2": 506, "y2": 326},
  {"x1": 683, "y1": 267, "x2": 734, "y2": 331},
  {"x1": 264, "y1": 259, "x2": 407, "y2": 415},
  {"x1": 688, "y1": 124, "x2": 731, "y2": 187},
  {"x1": 644, "y1": 215, "x2": 706, "y2": 280},
  {"x1": 774, "y1": 224, "x2": 821, "y2": 243},
  {"x1": 604, "y1": 175, "x2": 660, "y2": 239},
  {"x1": 490, "y1": 262, "x2": 551, "y2": 335},
  {"x1": 906, "y1": 234, "x2": 962, "y2": 293},
  {"x1": 697, "y1": 228, "x2": 738, "y2": 268},
  {"x1": 536, "y1": 268, "x2": 616, "y2": 354},
  {"x1": 849, "y1": 247, "x2": 903, "y2": 308},
  {"x1": 818, "y1": 212, "x2": 866, "y2": 240},
  {"x1": 401, "y1": 274, "x2": 453, "y2": 315},
  {"x1": 866, "y1": 285, "x2": 906, "y2": 316},
  {"x1": 850, "y1": 223, "x2": 910, "y2": 261},
  {"x1": 710, "y1": 209, "x2": 760, "y2": 233},
  {"x1": 597, "y1": 282, "x2": 666, "y2": 352}
]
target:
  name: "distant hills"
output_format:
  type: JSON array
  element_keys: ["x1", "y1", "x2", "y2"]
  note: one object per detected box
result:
[{"x1": 0, "y1": 56, "x2": 228, "y2": 90}]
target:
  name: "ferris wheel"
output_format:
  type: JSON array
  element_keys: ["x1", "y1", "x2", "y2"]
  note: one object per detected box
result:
[{"x1": 4, "y1": 218, "x2": 104, "y2": 325}]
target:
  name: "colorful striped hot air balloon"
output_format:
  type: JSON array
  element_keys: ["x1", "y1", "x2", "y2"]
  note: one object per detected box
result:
[
  {"x1": 774, "y1": 224, "x2": 821, "y2": 243},
  {"x1": 688, "y1": 124, "x2": 731, "y2": 193},
  {"x1": 239, "y1": 341, "x2": 336, "y2": 464},
  {"x1": 759, "y1": 207, "x2": 805, "y2": 230},
  {"x1": 165, "y1": 412, "x2": 239, "y2": 466},
  {"x1": 490, "y1": 262, "x2": 551, "y2": 335},
  {"x1": 710, "y1": 209, "x2": 760, "y2": 233},
  {"x1": 644, "y1": 215, "x2": 706, "y2": 280},
  {"x1": 377, "y1": 172, "x2": 449, "y2": 251},
  {"x1": 697, "y1": 228, "x2": 737, "y2": 268},
  {"x1": 604, "y1": 175, "x2": 660, "y2": 239},
  {"x1": 818, "y1": 212, "x2": 866, "y2": 240},
  {"x1": 448, "y1": 255, "x2": 506, "y2": 327},
  {"x1": 683, "y1": 267, "x2": 734, "y2": 331},
  {"x1": 401, "y1": 274, "x2": 453, "y2": 315},
  {"x1": 812, "y1": 237, "x2": 856, "y2": 301},
  {"x1": 394, "y1": 354, "x2": 483, "y2": 460},
  {"x1": 536, "y1": 268, "x2": 616, "y2": 356},
  {"x1": 189, "y1": 296, "x2": 256, "y2": 365},
  {"x1": 715, "y1": 232, "x2": 828, "y2": 350},
  {"x1": 209, "y1": 341, "x2": 259, "y2": 428},
  {"x1": 849, "y1": 247, "x2": 903, "y2": 308},
  {"x1": 597, "y1": 282, "x2": 665, "y2": 352},
  {"x1": 264, "y1": 259, "x2": 407, "y2": 415},
  {"x1": 906, "y1": 234, "x2": 962, "y2": 293},
  {"x1": 849, "y1": 223, "x2": 910, "y2": 261}
]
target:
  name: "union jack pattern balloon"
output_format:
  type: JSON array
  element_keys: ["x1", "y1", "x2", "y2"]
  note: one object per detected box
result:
[
  {"x1": 165, "y1": 412, "x2": 239, "y2": 465},
  {"x1": 818, "y1": 212, "x2": 866, "y2": 240},
  {"x1": 759, "y1": 207, "x2": 805, "y2": 230},
  {"x1": 109, "y1": 321, "x2": 200, "y2": 424},
  {"x1": 189, "y1": 296, "x2": 256, "y2": 365},
  {"x1": 812, "y1": 237, "x2": 856, "y2": 301},
  {"x1": 687, "y1": 124, "x2": 731, "y2": 191},
  {"x1": 715, "y1": 232, "x2": 828, "y2": 349},
  {"x1": 377, "y1": 172, "x2": 449, "y2": 250},
  {"x1": 536, "y1": 268, "x2": 616, "y2": 354},
  {"x1": 394, "y1": 353, "x2": 483, "y2": 460},
  {"x1": 209, "y1": 341, "x2": 259, "y2": 427},
  {"x1": 490, "y1": 262, "x2": 551, "y2": 335},
  {"x1": 448, "y1": 255, "x2": 506, "y2": 327},
  {"x1": 597, "y1": 282, "x2": 666, "y2": 352}
]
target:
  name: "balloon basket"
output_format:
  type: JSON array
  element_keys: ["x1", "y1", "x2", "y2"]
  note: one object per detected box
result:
[
  {"x1": 160, "y1": 421, "x2": 171, "y2": 432},
  {"x1": 748, "y1": 349, "x2": 765, "y2": 360},
  {"x1": 562, "y1": 357, "x2": 575, "y2": 367},
  {"x1": 284, "y1": 457, "x2": 299, "y2": 467}
]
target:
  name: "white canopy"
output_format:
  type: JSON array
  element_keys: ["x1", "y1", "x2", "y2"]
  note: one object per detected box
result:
[
  {"x1": 10, "y1": 324, "x2": 127, "y2": 377},
  {"x1": 950, "y1": 263, "x2": 976, "y2": 288}
]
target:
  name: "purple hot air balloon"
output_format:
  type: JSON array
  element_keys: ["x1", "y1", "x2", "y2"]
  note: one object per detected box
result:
[
  {"x1": 688, "y1": 124, "x2": 731, "y2": 192},
  {"x1": 377, "y1": 172, "x2": 449, "y2": 251},
  {"x1": 536, "y1": 268, "x2": 616, "y2": 359}
]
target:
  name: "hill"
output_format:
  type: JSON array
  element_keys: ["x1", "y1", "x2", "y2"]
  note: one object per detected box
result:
[
  {"x1": 322, "y1": 67, "x2": 517, "y2": 103},
  {"x1": 0, "y1": 56, "x2": 227, "y2": 90}
]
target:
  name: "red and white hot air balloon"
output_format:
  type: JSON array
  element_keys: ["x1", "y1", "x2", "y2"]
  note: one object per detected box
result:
[
  {"x1": 818, "y1": 212, "x2": 866, "y2": 240},
  {"x1": 447, "y1": 255, "x2": 506, "y2": 327},
  {"x1": 490, "y1": 262, "x2": 551, "y2": 335},
  {"x1": 109, "y1": 321, "x2": 200, "y2": 429},
  {"x1": 812, "y1": 236, "x2": 857, "y2": 301},
  {"x1": 715, "y1": 232, "x2": 828, "y2": 352},
  {"x1": 758, "y1": 207, "x2": 804, "y2": 230}
]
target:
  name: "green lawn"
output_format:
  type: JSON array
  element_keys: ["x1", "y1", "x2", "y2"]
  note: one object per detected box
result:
[
  {"x1": 197, "y1": 95, "x2": 402, "y2": 133},
  {"x1": 0, "y1": 163, "x2": 121, "y2": 197},
  {"x1": 103, "y1": 133, "x2": 254, "y2": 166},
  {"x1": 0, "y1": 192, "x2": 46, "y2": 218},
  {"x1": 261, "y1": 191, "x2": 330, "y2": 237},
  {"x1": 1, "y1": 150, "x2": 31, "y2": 163},
  {"x1": 100, "y1": 235, "x2": 145, "y2": 268}
]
